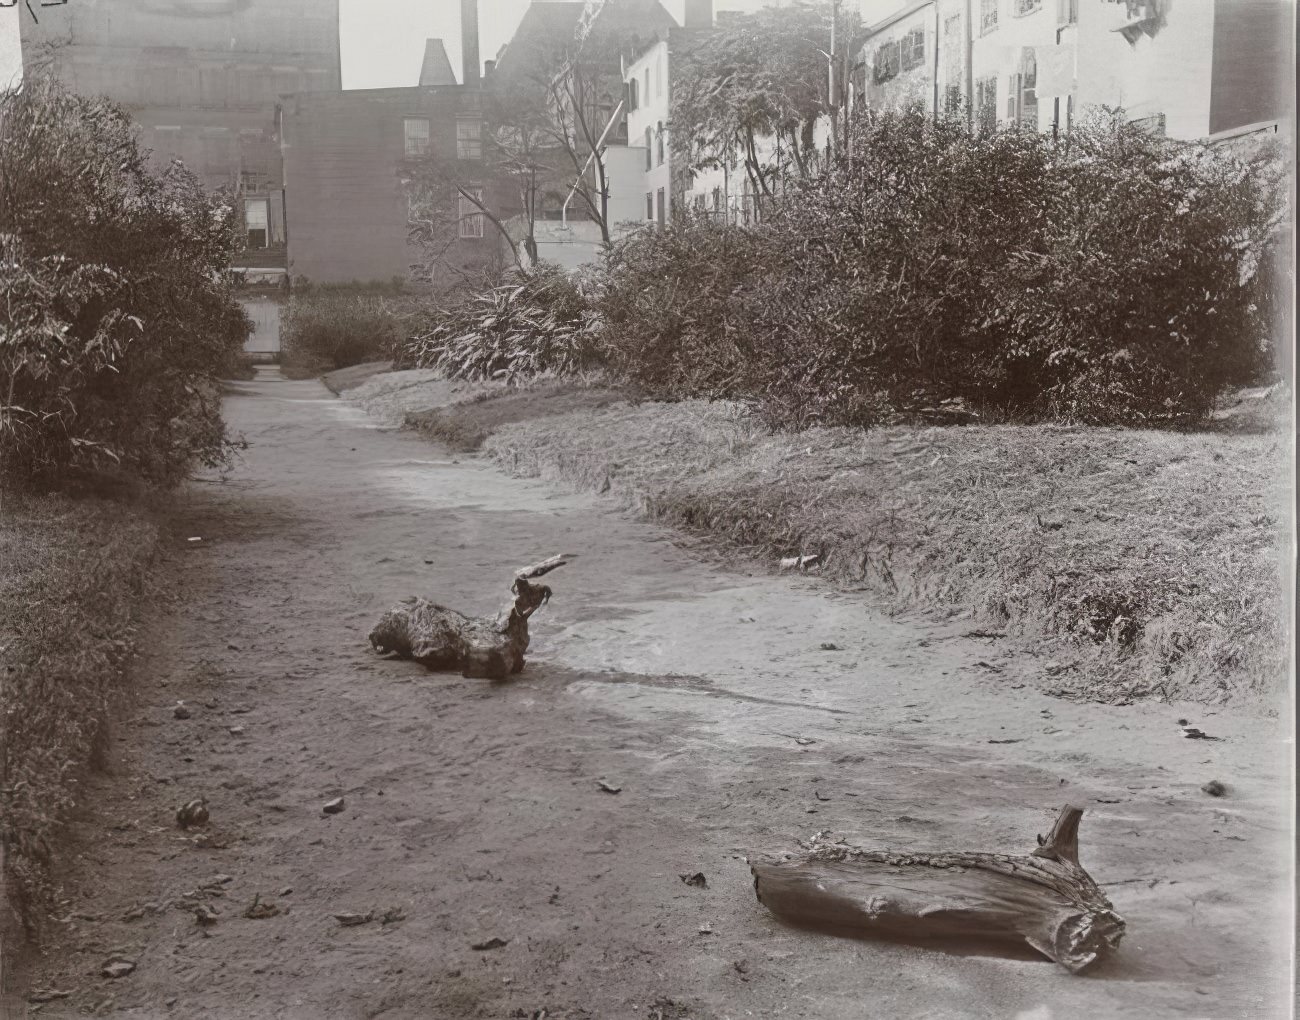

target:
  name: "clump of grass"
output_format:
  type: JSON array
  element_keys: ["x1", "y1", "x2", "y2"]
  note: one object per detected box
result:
[
  {"x1": 483, "y1": 398, "x2": 1289, "y2": 706},
  {"x1": 0, "y1": 492, "x2": 161, "y2": 931},
  {"x1": 405, "y1": 382, "x2": 623, "y2": 452}
]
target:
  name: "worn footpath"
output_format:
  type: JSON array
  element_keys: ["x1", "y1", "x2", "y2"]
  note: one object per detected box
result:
[{"x1": 25, "y1": 370, "x2": 1292, "y2": 1019}]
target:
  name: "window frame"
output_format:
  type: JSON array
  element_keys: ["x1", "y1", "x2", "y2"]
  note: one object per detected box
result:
[
  {"x1": 900, "y1": 29, "x2": 925, "y2": 72},
  {"x1": 980, "y1": 0, "x2": 999, "y2": 34},
  {"x1": 457, "y1": 187, "x2": 485, "y2": 239},
  {"x1": 455, "y1": 116, "x2": 482, "y2": 161},
  {"x1": 403, "y1": 117, "x2": 431, "y2": 158}
]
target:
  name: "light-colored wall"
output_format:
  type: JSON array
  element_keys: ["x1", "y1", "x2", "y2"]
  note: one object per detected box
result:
[
  {"x1": 1075, "y1": 0, "x2": 1216, "y2": 139},
  {"x1": 0, "y1": 3, "x2": 20, "y2": 90},
  {"x1": 864, "y1": 4, "x2": 937, "y2": 114},
  {"x1": 626, "y1": 39, "x2": 672, "y2": 221}
]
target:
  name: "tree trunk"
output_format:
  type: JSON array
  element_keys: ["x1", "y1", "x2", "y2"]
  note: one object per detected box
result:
[
  {"x1": 368, "y1": 556, "x2": 566, "y2": 680},
  {"x1": 750, "y1": 805, "x2": 1125, "y2": 973}
]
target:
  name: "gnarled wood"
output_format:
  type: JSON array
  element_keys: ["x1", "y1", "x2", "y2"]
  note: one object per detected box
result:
[
  {"x1": 750, "y1": 804, "x2": 1124, "y2": 973},
  {"x1": 368, "y1": 556, "x2": 566, "y2": 680}
]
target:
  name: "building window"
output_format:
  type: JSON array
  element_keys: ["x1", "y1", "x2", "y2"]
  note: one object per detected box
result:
[
  {"x1": 458, "y1": 188, "x2": 484, "y2": 239},
  {"x1": 628, "y1": 76, "x2": 639, "y2": 111},
  {"x1": 644, "y1": 68, "x2": 650, "y2": 101},
  {"x1": 1057, "y1": 0, "x2": 1078, "y2": 23},
  {"x1": 945, "y1": 84, "x2": 962, "y2": 114},
  {"x1": 712, "y1": 186, "x2": 721, "y2": 215},
  {"x1": 975, "y1": 75, "x2": 997, "y2": 130},
  {"x1": 873, "y1": 40, "x2": 901, "y2": 83},
  {"x1": 944, "y1": 13, "x2": 962, "y2": 35},
  {"x1": 980, "y1": 0, "x2": 999, "y2": 34},
  {"x1": 1007, "y1": 73, "x2": 1020, "y2": 120},
  {"x1": 646, "y1": 192, "x2": 654, "y2": 220},
  {"x1": 1013, "y1": 0, "x2": 1041, "y2": 16},
  {"x1": 900, "y1": 29, "x2": 925, "y2": 72},
  {"x1": 244, "y1": 197, "x2": 268, "y2": 248},
  {"x1": 644, "y1": 126, "x2": 653, "y2": 170},
  {"x1": 656, "y1": 53, "x2": 663, "y2": 97},
  {"x1": 655, "y1": 122, "x2": 665, "y2": 166},
  {"x1": 404, "y1": 117, "x2": 430, "y2": 157},
  {"x1": 1019, "y1": 50, "x2": 1038, "y2": 129},
  {"x1": 655, "y1": 187, "x2": 665, "y2": 227},
  {"x1": 456, "y1": 117, "x2": 482, "y2": 160}
]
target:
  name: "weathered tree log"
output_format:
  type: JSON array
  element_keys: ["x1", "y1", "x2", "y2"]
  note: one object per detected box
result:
[
  {"x1": 368, "y1": 556, "x2": 566, "y2": 680},
  {"x1": 751, "y1": 804, "x2": 1124, "y2": 973}
]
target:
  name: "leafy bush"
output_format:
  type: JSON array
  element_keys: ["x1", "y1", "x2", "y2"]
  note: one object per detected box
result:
[
  {"x1": 596, "y1": 108, "x2": 1285, "y2": 429},
  {"x1": 0, "y1": 77, "x2": 252, "y2": 485},
  {"x1": 281, "y1": 290, "x2": 411, "y2": 371},
  {"x1": 400, "y1": 263, "x2": 599, "y2": 382}
]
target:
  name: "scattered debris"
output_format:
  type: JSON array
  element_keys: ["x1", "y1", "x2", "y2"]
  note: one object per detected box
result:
[
  {"x1": 322, "y1": 797, "x2": 346, "y2": 815},
  {"x1": 380, "y1": 907, "x2": 407, "y2": 925},
  {"x1": 1182, "y1": 727, "x2": 1221, "y2": 741},
  {"x1": 973, "y1": 660, "x2": 1003, "y2": 673},
  {"x1": 794, "y1": 737, "x2": 816, "y2": 746},
  {"x1": 596, "y1": 780, "x2": 622, "y2": 795},
  {"x1": 228, "y1": 725, "x2": 245, "y2": 736},
  {"x1": 100, "y1": 958, "x2": 135, "y2": 980},
  {"x1": 333, "y1": 911, "x2": 374, "y2": 927},
  {"x1": 697, "y1": 923, "x2": 714, "y2": 935},
  {"x1": 1201, "y1": 780, "x2": 1227, "y2": 797},
  {"x1": 370, "y1": 555, "x2": 567, "y2": 679},
  {"x1": 242, "y1": 894, "x2": 281, "y2": 920},
  {"x1": 988, "y1": 738, "x2": 1023, "y2": 744},
  {"x1": 1095, "y1": 798, "x2": 1122, "y2": 804},
  {"x1": 779, "y1": 553, "x2": 821, "y2": 572},
  {"x1": 175, "y1": 798, "x2": 209, "y2": 829},
  {"x1": 172, "y1": 702, "x2": 192, "y2": 720},
  {"x1": 28, "y1": 989, "x2": 74, "y2": 1003},
  {"x1": 818, "y1": 642, "x2": 841, "y2": 651},
  {"x1": 471, "y1": 936, "x2": 509, "y2": 951},
  {"x1": 186, "y1": 537, "x2": 202, "y2": 544},
  {"x1": 194, "y1": 904, "x2": 219, "y2": 927},
  {"x1": 751, "y1": 804, "x2": 1125, "y2": 973},
  {"x1": 814, "y1": 790, "x2": 831, "y2": 802},
  {"x1": 963, "y1": 629, "x2": 1006, "y2": 639},
  {"x1": 679, "y1": 872, "x2": 707, "y2": 888}
]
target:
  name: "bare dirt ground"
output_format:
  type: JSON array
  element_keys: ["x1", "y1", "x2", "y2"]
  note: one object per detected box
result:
[{"x1": 23, "y1": 369, "x2": 1292, "y2": 1019}]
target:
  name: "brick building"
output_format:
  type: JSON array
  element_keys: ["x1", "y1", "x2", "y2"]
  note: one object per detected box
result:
[{"x1": 20, "y1": 0, "x2": 341, "y2": 271}]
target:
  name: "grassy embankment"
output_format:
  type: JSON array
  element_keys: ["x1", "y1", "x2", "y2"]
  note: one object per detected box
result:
[
  {"x1": 0, "y1": 493, "x2": 161, "y2": 931},
  {"x1": 408, "y1": 384, "x2": 1291, "y2": 707}
]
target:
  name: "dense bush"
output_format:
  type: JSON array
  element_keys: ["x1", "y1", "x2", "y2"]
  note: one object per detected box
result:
[
  {"x1": 281, "y1": 289, "x2": 413, "y2": 371},
  {"x1": 0, "y1": 77, "x2": 252, "y2": 485},
  {"x1": 598, "y1": 109, "x2": 1285, "y2": 428},
  {"x1": 400, "y1": 263, "x2": 599, "y2": 382}
]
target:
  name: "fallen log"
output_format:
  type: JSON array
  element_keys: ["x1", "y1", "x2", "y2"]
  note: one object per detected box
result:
[
  {"x1": 750, "y1": 804, "x2": 1124, "y2": 973},
  {"x1": 368, "y1": 556, "x2": 566, "y2": 680}
]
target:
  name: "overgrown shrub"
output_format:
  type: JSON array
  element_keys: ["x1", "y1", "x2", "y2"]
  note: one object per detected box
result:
[
  {"x1": 0, "y1": 77, "x2": 252, "y2": 485},
  {"x1": 597, "y1": 108, "x2": 1285, "y2": 428},
  {"x1": 400, "y1": 263, "x2": 599, "y2": 382},
  {"x1": 281, "y1": 289, "x2": 413, "y2": 371}
]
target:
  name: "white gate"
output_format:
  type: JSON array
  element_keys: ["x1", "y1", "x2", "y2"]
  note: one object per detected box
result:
[{"x1": 240, "y1": 298, "x2": 282, "y2": 359}]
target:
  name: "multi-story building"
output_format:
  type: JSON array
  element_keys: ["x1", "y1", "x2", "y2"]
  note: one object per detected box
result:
[
  {"x1": 862, "y1": 0, "x2": 1291, "y2": 143},
  {"x1": 20, "y1": 0, "x2": 342, "y2": 273}
]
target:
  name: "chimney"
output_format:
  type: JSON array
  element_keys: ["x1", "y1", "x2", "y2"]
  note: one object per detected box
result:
[
  {"x1": 683, "y1": 0, "x2": 712, "y2": 29},
  {"x1": 460, "y1": 0, "x2": 481, "y2": 89}
]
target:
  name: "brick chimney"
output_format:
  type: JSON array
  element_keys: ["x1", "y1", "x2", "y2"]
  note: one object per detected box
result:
[
  {"x1": 683, "y1": 0, "x2": 712, "y2": 29},
  {"x1": 460, "y1": 0, "x2": 481, "y2": 88}
]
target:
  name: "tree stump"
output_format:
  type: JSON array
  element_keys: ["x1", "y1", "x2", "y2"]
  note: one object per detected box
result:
[
  {"x1": 368, "y1": 556, "x2": 565, "y2": 680},
  {"x1": 750, "y1": 804, "x2": 1124, "y2": 973}
]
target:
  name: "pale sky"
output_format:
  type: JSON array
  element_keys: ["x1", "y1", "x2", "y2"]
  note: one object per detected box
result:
[
  {"x1": 340, "y1": 0, "x2": 905, "y2": 90},
  {"x1": 0, "y1": 3, "x2": 21, "y2": 90}
]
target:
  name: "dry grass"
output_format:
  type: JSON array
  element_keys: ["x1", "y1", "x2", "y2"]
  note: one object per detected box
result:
[
  {"x1": 406, "y1": 383, "x2": 624, "y2": 452},
  {"x1": 479, "y1": 389, "x2": 1291, "y2": 707},
  {"x1": 0, "y1": 491, "x2": 161, "y2": 931}
]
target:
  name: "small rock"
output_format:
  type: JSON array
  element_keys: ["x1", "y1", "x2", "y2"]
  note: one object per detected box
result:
[
  {"x1": 679, "y1": 872, "x2": 707, "y2": 888},
  {"x1": 380, "y1": 907, "x2": 407, "y2": 925},
  {"x1": 794, "y1": 737, "x2": 816, "y2": 746},
  {"x1": 819, "y1": 642, "x2": 841, "y2": 651},
  {"x1": 1201, "y1": 780, "x2": 1227, "y2": 797},
  {"x1": 101, "y1": 959, "x2": 135, "y2": 980},
  {"x1": 228, "y1": 725, "x2": 245, "y2": 736},
  {"x1": 322, "y1": 797, "x2": 346, "y2": 815},
  {"x1": 227, "y1": 643, "x2": 241, "y2": 651},
  {"x1": 172, "y1": 703, "x2": 191, "y2": 720},
  {"x1": 333, "y1": 911, "x2": 374, "y2": 927},
  {"x1": 1182, "y1": 727, "x2": 1220, "y2": 740},
  {"x1": 194, "y1": 904, "x2": 219, "y2": 927},
  {"x1": 596, "y1": 780, "x2": 621, "y2": 795},
  {"x1": 175, "y1": 798, "x2": 209, "y2": 829},
  {"x1": 698, "y1": 923, "x2": 714, "y2": 935},
  {"x1": 279, "y1": 886, "x2": 293, "y2": 897},
  {"x1": 471, "y1": 936, "x2": 508, "y2": 951}
]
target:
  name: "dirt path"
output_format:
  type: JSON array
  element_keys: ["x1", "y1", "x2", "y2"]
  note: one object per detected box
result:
[{"x1": 28, "y1": 371, "x2": 1291, "y2": 1019}]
